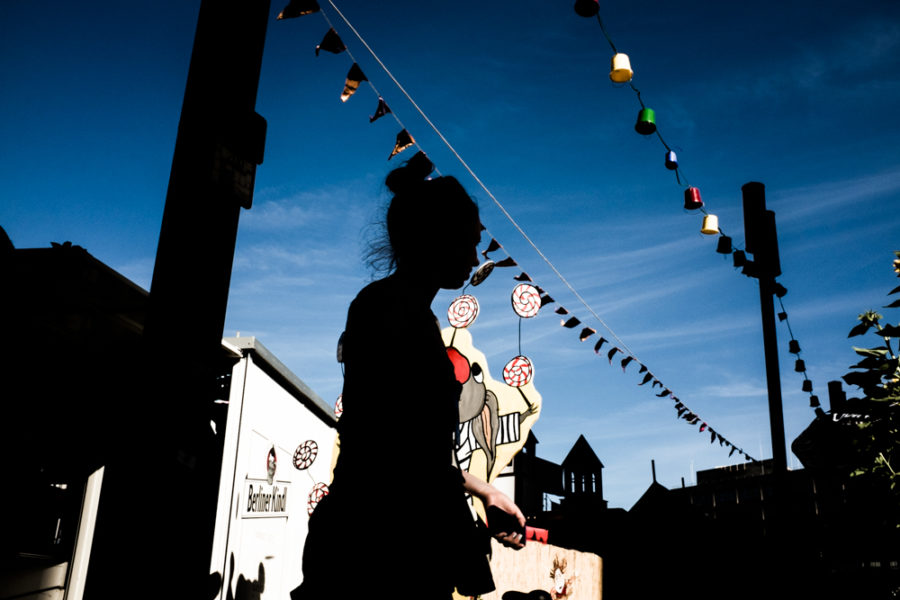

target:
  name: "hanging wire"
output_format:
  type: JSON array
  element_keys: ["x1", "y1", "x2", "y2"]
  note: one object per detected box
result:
[
  {"x1": 324, "y1": 0, "x2": 635, "y2": 357},
  {"x1": 313, "y1": 1, "x2": 757, "y2": 460},
  {"x1": 595, "y1": 13, "x2": 618, "y2": 53}
]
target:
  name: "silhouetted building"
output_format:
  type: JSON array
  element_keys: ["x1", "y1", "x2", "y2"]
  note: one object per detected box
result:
[
  {"x1": 507, "y1": 428, "x2": 899, "y2": 599},
  {"x1": 0, "y1": 240, "x2": 338, "y2": 599}
]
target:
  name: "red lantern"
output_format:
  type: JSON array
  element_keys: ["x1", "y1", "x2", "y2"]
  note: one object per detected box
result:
[
  {"x1": 683, "y1": 187, "x2": 703, "y2": 210},
  {"x1": 574, "y1": 0, "x2": 600, "y2": 17}
]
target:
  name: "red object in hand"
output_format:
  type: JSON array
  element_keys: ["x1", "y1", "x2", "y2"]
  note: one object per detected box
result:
[{"x1": 525, "y1": 526, "x2": 548, "y2": 544}]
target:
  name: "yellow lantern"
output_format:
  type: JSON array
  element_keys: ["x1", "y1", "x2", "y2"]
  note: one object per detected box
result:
[
  {"x1": 701, "y1": 214, "x2": 719, "y2": 235},
  {"x1": 609, "y1": 53, "x2": 633, "y2": 83}
]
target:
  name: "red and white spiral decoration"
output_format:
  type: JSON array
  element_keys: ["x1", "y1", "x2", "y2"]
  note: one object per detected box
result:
[
  {"x1": 307, "y1": 482, "x2": 330, "y2": 516},
  {"x1": 334, "y1": 394, "x2": 343, "y2": 419},
  {"x1": 503, "y1": 355, "x2": 534, "y2": 387},
  {"x1": 293, "y1": 440, "x2": 318, "y2": 470},
  {"x1": 448, "y1": 294, "x2": 479, "y2": 329},
  {"x1": 511, "y1": 283, "x2": 541, "y2": 318},
  {"x1": 470, "y1": 260, "x2": 495, "y2": 287}
]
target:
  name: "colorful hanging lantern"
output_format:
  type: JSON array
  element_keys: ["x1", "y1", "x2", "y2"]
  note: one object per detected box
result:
[
  {"x1": 683, "y1": 186, "x2": 703, "y2": 210},
  {"x1": 701, "y1": 214, "x2": 719, "y2": 235},
  {"x1": 634, "y1": 107, "x2": 656, "y2": 135},
  {"x1": 716, "y1": 235, "x2": 732, "y2": 254},
  {"x1": 664, "y1": 150, "x2": 678, "y2": 170},
  {"x1": 809, "y1": 395, "x2": 820, "y2": 407},
  {"x1": 609, "y1": 53, "x2": 633, "y2": 83},
  {"x1": 789, "y1": 340, "x2": 801, "y2": 354},
  {"x1": 574, "y1": 0, "x2": 600, "y2": 17},
  {"x1": 802, "y1": 379, "x2": 813, "y2": 392},
  {"x1": 732, "y1": 249, "x2": 747, "y2": 267},
  {"x1": 795, "y1": 359, "x2": 806, "y2": 373}
]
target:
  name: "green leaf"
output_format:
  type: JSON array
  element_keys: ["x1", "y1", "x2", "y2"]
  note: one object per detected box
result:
[
  {"x1": 885, "y1": 298, "x2": 900, "y2": 308},
  {"x1": 880, "y1": 324, "x2": 900, "y2": 337},
  {"x1": 889, "y1": 284, "x2": 900, "y2": 296},
  {"x1": 849, "y1": 322, "x2": 870, "y2": 337},
  {"x1": 843, "y1": 371, "x2": 883, "y2": 389},
  {"x1": 850, "y1": 356, "x2": 885, "y2": 370},
  {"x1": 853, "y1": 346, "x2": 889, "y2": 358}
]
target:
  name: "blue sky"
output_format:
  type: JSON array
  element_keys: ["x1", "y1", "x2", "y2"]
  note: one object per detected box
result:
[{"x1": 2, "y1": 0, "x2": 899, "y2": 509}]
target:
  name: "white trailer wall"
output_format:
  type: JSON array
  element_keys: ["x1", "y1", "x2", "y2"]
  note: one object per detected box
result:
[{"x1": 209, "y1": 337, "x2": 338, "y2": 600}]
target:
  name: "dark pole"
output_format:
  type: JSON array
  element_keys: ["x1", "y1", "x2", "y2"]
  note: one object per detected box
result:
[
  {"x1": 742, "y1": 182, "x2": 787, "y2": 475},
  {"x1": 742, "y1": 181, "x2": 792, "y2": 593},
  {"x1": 89, "y1": 1, "x2": 270, "y2": 597},
  {"x1": 757, "y1": 274, "x2": 788, "y2": 474}
]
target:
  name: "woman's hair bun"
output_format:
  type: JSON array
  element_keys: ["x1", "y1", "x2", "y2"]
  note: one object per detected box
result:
[{"x1": 385, "y1": 151, "x2": 434, "y2": 194}]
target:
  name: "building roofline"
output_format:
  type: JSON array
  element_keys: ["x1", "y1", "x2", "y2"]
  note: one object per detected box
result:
[{"x1": 223, "y1": 336, "x2": 338, "y2": 427}]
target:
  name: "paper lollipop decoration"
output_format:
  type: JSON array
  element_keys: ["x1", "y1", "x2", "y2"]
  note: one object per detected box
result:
[
  {"x1": 503, "y1": 355, "x2": 534, "y2": 387},
  {"x1": 448, "y1": 295, "x2": 479, "y2": 328},
  {"x1": 470, "y1": 260, "x2": 495, "y2": 286},
  {"x1": 334, "y1": 394, "x2": 343, "y2": 419},
  {"x1": 293, "y1": 440, "x2": 319, "y2": 470},
  {"x1": 307, "y1": 482, "x2": 330, "y2": 516},
  {"x1": 511, "y1": 283, "x2": 541, "y2": 318}
]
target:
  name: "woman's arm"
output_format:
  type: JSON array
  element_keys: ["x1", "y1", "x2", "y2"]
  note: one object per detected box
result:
[{"x1": 460, "y1": 468, "x2": 526, "y2": 549}]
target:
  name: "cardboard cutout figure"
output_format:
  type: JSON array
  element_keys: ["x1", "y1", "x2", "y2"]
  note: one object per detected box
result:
[{"x1": 443, "y1": 327, "x2": 541, "y2": 518}]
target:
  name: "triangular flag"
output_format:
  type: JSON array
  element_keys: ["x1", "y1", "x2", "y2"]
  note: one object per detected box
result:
[
  {"x1": 513, "y1": 272, "x2": 532, "y2": 282},
  {"x1": 621, "y1": 356, "x2": 633, "y2": 371},
  {"x1": 277, "y1": 0, "x2": 320, "y2": 19},
  {"x1": 638, "y1": 364, "x2": 648, "y2": 373},
  {"x1": 388, "y1": 129, "x2": 414, "y2": 159},
  {"x1": 540, "y1": 295, "x2": 555, "y2": 307},
  {"x1": 482, "y1": 239, "x2": 501, "y2": 257},
  {"x1": 316, "y1": 28, "x2": 346, "y2": 55},
  {"x1": 341, "y1": 63, "x2": 367, "y2": 102},
  {"x1": 369, "y1": 97, "x2": 391, "y2": 123},
  {"x1": 494, "y1": 257, "x2": 517, "y2": 268},
  {"x1": 593, "y1": 337, "x2": 607, "y2": 353},
  {"x1": 699, "y1": 422, "x2": 708, "y2": 432},
  {"x1": 562, "y1": 317, "x2": 581, "y2": 328},
  {"x1": 555, "y1": 307, "x2": 569, "y2": 316},
  {"x1": 638, "y1": 372, "x2": 653, "y2": 385},
  {"x1": 656, "y1": 388, "x2": 672, "y2": 398},
  {"x1": 579, "y1": 327, "x2": 596, "y2": 341},
  {"x1": 607, "y1": 347, "x2": 619, "y2": 363},
  {"x1": 728, "y1": 446, "x2": 737, "y2": 457}
]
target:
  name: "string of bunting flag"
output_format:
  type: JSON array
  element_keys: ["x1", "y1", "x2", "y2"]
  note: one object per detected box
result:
[
  {"x1": 573, "y1": 0, "x2": 823, "y2": 417},
  {"x1": 276, "y1": 0, "x2": 757, "y2": 460}
]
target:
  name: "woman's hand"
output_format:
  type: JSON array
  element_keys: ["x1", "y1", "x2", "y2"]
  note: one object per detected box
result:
[
  {"x1": 484, "y1": 490, "x2": 526, "y2": 550},
  {"x1": 460, "y1": 469, "x2": 526, "y2": 550}
]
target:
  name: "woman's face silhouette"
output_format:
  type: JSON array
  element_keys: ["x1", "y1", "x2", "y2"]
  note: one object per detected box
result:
[{"x1": 432, "y1": 217, "x2": 481, "y2": 290}]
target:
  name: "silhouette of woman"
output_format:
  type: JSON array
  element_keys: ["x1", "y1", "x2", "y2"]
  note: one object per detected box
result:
[{"x1": 292, "y1": 153, "x2": 524, "y2": 599}]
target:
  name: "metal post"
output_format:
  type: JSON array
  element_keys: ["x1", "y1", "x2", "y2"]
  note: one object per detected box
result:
[
  {"x1": 88, "y1": 1, "x2": 270, "y2": 597},
  {"x1": 758, "y1": 275, "x2": 788, "y2": 474},
  {"x1": 742, "y1": 182, "x2": 787, "y2": 475}
]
